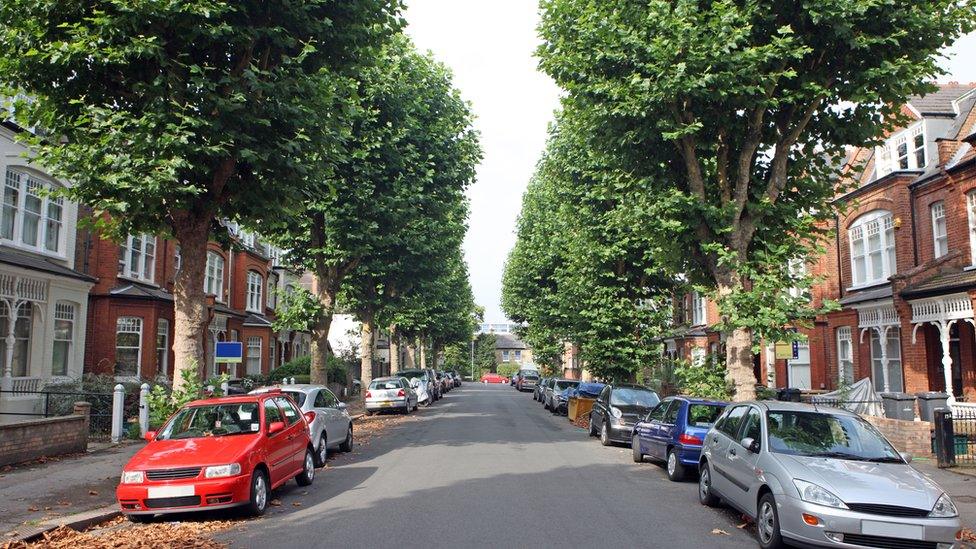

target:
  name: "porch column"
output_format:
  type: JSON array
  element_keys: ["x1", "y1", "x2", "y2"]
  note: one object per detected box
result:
[
  {"x1": 878, "y1": 326, "x2": 891, "y2": 393},
  {"x1": 1, "y1": 299, "x2": 19, "y2": 392},
  {"x1": 938, "y1": 321, "x2": 956, "y2": 405}
]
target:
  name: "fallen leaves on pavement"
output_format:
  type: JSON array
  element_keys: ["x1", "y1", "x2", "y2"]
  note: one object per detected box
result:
[
  {"x1": 2, "y1": 517, "x2": 238, "y2": 549},
  {"x1": 710, "y1": 529, "x2": 730, "y2": 536}
]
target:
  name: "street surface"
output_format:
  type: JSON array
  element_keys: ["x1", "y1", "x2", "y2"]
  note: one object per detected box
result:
[{"x1": 220, "y1": 384, "x2": 755, "y2": 548}]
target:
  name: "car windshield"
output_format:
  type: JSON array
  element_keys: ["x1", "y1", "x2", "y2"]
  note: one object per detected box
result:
[
  {"x1": 553, "y1": 380, "x2": 579, "y2": 391},
  {"x1": 158, "y1": 403, "x2": 261, "y2": 440},
  {"x1": 282, "y1": 391, "x2": 306, "y2": 407},
  {"x1": 370, "y1": 380, "x2": 401, "y2": 390},
  {"x1": 610, "y1": 388, "x2": 660, "y2": 408},
  {"x1": 524, "y1": 374, "x2": 539, "y2": 380},
  {"x1": 767, "y1": 411, "x2": 902, "y2": 461},
  {"x1": 687, "y1": 404, "x2": 725, "y2": 427}
]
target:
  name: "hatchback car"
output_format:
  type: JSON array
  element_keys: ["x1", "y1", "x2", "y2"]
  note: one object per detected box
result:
[
  {"x1": 399, "y1": 369, "x2": 436, "y2": 406},
  {"x1": 698, "y1": 401, "x2": 961, "y2": 549},
  {"x1": 518, "y1": 371, "x2": 540, "y2": 392},
  {"x1": 424, "y1": 368, "x2": 442, "y2": 400},
  {"x1": 543, "y1": 378, "x2": 580, "y2": 413},
  {"x1": 117, "y1": 391, "x2": 315, "y2": 521},
  {"x1": 588, "y1": 384, "x2": 659, "y2": 446},
  {"x1": 481, "y1": 373, "x2": 507, "y2": 384},
  {"x1": 534, "y1": 377, "x2": 549, "y2": 402},
  {"x1": 364, "y1": 377, "x2": 418, "y2": 415},
  {"x1": 250, "y1": 384, "x2": 353, "y2": 467},
  {"x1": 632, "y1": 396, "x2": 726, "y2": 481}
]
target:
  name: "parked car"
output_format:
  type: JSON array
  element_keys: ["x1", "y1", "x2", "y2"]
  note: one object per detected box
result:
[
  {"x1": 534, "y1": 377, "x2": 549, "y2": 402},
  {"x1": 425, "y1": 368, "x2": 442, "y2": 401},
  {"x1": 543, "y1": 378, "x2": 580, "y2": 413},
  {"x1": 510, "y1": 373, "x2": 519, "y2": 387},
  {"x1": 481, "y1": 373, "x2": 508, "y2": 384},
  {"x1": 518, "y1": 371, "x2": 540, "y2": 392},
  {"x1": 449, "y1": 371, "x2": 462, "y2": 387},
  {"x1": 699, "y1": 401, "x2": 961, "y2": 549},
  {"x1": 588, "y1": 384, "x2": 660, "y2": 446},
  {"x1": 364, "y1": 377, "x2": 418, "y2": 415},
  {"x1": 436, "y1": 371, "x2": 451, "y2": 393},
  {"x1": 632, "y1": 396, "x2": 726, "y2": 481},
  {"x1": 117, "y1": 391, "x2": 314, "y2": 521},
  {"x1": 399, "y1": 369, "x2": 436, "y2": 406},
  {"x1": 250, "y1": 384, "x2": 353, "y2": 467}
]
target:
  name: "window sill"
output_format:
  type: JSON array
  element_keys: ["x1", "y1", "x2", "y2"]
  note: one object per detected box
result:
[
  {"x1": 845, "y1": 281, "x2": 890, "y2": 293},
  {"x1": 0, "y1": 240, "x2": 67, "y2": 262},
  {"x1": 118, "y1": 275, "x2": 159, "y2": 287},
  {"x1": 965, "y1": 265, "x2": 976, "y2": 272}
]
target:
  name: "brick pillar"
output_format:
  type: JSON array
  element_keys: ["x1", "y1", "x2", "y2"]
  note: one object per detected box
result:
[{"x1": 73, "y1": 401, "x2": 91, "y2": 435}]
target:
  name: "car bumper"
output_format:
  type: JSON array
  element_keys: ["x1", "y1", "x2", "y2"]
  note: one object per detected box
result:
[
  {"x1": 676, "y1": 444, "x2": 703, "y2": 466},
  {"x1": 608, "y1": 422, "x2": 636, "y2": 441},
  {"x1": 777, "y1": 494, "x2": 960, "y2": 548},
  {"x1": 365, "y1": 397, "x2": 407, "y2": 411},
  {"x1": 117, "y1": 475, "x2": 251, "y2": 515}
]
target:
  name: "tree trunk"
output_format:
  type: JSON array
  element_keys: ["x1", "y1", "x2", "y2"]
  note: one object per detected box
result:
[
  {"x1": 405, "y1": 342, "x2": 417, "y2": 369},
  {"x1": 389, "y1": 324, "x2": 400, "y2": 374},
  {"x1": 360, "y1": 314, "x2": 374, "y2": 387},
  {"x1": 419, "y1": 339, "x2": 427, "y2": 370},
  {"x1": 717, "y1": 272, "x2": 756, "y2": 401},
  {"x1": 310, "y1": 274, "x2": 336, "y2": 385},
  {"x1": 171, "y1": 215, "x2": 212, "y2": 393}
]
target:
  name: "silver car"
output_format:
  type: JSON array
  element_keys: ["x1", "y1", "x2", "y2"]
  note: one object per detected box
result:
[
  {"x1": 250, "y1": 384, "x2": 352, "y2": 467},
  {"x1": 698, "y1": 401, "x2": 961, "y2": 549},
  {"x1": 399, "y1": 369, "x2": 435, "y2": 406},
  {"x1": 365, "y1": 377, "x2": 418, "y2": 415}
]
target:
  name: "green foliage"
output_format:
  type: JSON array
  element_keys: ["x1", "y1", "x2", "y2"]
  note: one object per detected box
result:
[
  {"x1": 146, "y1": 369, "x2": 208, "y2": 429},
  {"x1": 441, "y1": 341, "x2": 472, "y2": 373},
  {"x1": 673, "y1": 358, "x2": 733, "y2": 402},
  {"x1": 268, "y1": 355, "x2": 347, "y2": 385},
  {"x1": 496, "y1": 363, "x2": 520, "y2": 379},
  {"x1": 272, "y1": 288, "x2": 326, "y2": 333},
  {"x1": 473, "y1": 333, "x2": 497, "y2": 375}
]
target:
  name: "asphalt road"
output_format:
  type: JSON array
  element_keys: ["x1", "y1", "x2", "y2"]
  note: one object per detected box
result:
[{"x1": 219, "y1": 383, "x2": 757, "y2": 548}]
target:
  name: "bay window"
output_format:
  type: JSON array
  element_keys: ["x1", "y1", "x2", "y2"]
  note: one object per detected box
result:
[
  {"x1": 836, "y1": 326, "x2": 853, "y2": 386},
  {"x1": 246, "y1": 270, "x2": 263, "y2": 313},
  {"x1": 870, "y1": 328, "x2": 904, "y2": 393},
  {"x1": 691, "y1": 291, "x2": 707, "y2": 326},
  {"x1": 875, "y1": 123, "x2": 926, "y2": 177},
  {"x1": 156, "y1": 319, "x2": 169, "y2": 376},
  {"x1": 968, "y1": 191, "x2": 976, "y2": 265},
  {"x1": 0, "y1": 303, "x2": 33, "y2": 377},
  {"x1": 118, "y1": 234, "x2": 156, "y2": 282},
  {"x1": 246, "y1": 336, "x2": 262, "y2": 375},
  {"x1": 52, "y1": 302, "x2": 75, "y2": 376},
  {"x1": 931, "y1": 201, "x2": 947, "y2": 259},
  {"x1": 1, "y1": 168, "x2": 65, "y2": 255},
  {"x1": 849, "y1": 211, "x2": 896, "y2": 287},
  {"x1": 205, "y1": 251, "x2": 225, "y2": 300},
  {"x1": 115, "y1": 317, "x2": 143, "y2": 378}
]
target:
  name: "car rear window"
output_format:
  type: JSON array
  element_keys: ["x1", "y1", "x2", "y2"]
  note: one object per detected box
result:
[
  {"x1": 370, "y1": 380, "x2": 401, "y2": 390},
  {"x1": 283, "y1": 390, "x2": 306, "y2": 407},
  {"x1": 553, "y1": 380, "x2": 580, "y2": 391},
  {"x1": 687, "y1": 404, "x2": 725, "y2": 427}
]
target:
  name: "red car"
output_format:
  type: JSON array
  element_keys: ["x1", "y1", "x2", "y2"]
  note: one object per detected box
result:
[
  {"x1": 116, "y1": 390, "x2": 315, "y2": 521},
  {"x1": 480, "y1": 373, "x2": 508, "y2": 384}
]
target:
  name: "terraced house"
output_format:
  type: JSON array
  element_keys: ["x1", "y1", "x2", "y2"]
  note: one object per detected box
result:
[
  {"x1": 80, "y1": 221, "x2": 311, "y2": 382},
  {"x1": 0, "y1": 120, "x2": 94, "y2": 421}
]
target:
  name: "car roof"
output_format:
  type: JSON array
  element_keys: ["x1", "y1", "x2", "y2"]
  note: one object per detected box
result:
[
  {"x1": 251, "y1": 384, "x2": 328, "y2": 395},
  {"x1": 670, "y1": 396, "x2": 728, "y2": 405},
  {"x1": 610, "y1": 383, "x2": 651, "y2": 390},
  {"x1": 372, "y1": 376, "x2": 404, "y2": 382},
  {"x1": 743, "y1": 400, "x2": 857, "y2": 416},
  {"x1": 186, "y1": 393, "x2": 270, "y2": 407}
]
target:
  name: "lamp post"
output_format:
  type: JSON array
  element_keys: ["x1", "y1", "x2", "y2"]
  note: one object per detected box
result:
[{"x1": 470, "y1": 337, "x2": 475, "y2": 380}]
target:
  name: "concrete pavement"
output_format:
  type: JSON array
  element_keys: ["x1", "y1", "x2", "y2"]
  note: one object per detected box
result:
[{"x1": 219, "y1": 383, "x2": 755, "y2": 548}]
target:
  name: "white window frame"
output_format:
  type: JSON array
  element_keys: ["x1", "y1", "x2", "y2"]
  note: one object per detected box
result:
[
  {"x1": 502, "y1": 350, "x2": 510, "y2": 363},
  {"x1": 205, "y1": 251, "x2": 225, "y2": 300},
  {"x1": 968, "y1": 191, "x2": 976, "y2": 266},
  {"x1": 690, "y1": 347, "x2": 706, "y2": 367},
  {"x1": 1, "y1": 168, "x2": 65, "y2": 257},
  {"x1": 115, "y1": 317, "x2": 143, "y2": 379},
  {"x1": 931, "y1": 201, "x2": 948, "y2": 259},
  {"x1": 836, "y1": 326, "x2": 853, "y2": 386},
  {"x1": 156, "y1": 319, "x2": 169, "y2": 377},
  {"x1": 0, "y1": 302, "x2": 33, "y2": 377},
  {"x1": 691, "y1": 291, "x2": 707, "y2": 326},
  {"x1": 267, "y1": 271, "x2": 279, "y2": 309},
  {"x1": 876, "y1": 122, "x2": 926, "y2": 177},
  {"x1": 514, "y1": 350, "x2": 522, "y2": 363},
  {"x1": 246, "y1": 336, "x2": 262, "y2": 376},
  {"x1": 52, "y1": 302, "x2": 75, "y2": 377},
  {"x1": 870, "y1": 328, "x2": 904, "y2": 393},
  {"x1": 848, "y1": 210, "x2": 896, "y2": 288},
  {"x1": 174, "y1": 246, "x2": 182, "y2": 274},
  {"x1": 246, "y1": 270, "x2": 264, "y2": 313},
  {"x1": 118, "y1": 233, "x2": 156, "y2": 283}
]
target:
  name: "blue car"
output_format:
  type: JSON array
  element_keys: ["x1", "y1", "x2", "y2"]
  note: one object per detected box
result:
[{"x1": 631, "y1": 397, "x2": 727, "y2": 481}]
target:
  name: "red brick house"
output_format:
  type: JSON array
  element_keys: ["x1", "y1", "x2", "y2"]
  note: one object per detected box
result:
[
  {"x1": 663, "y1": 84, "x2": 976, "y2": 404},
  {"x1": 79, "y1": 218, "x2": 309, "y2": 381}
]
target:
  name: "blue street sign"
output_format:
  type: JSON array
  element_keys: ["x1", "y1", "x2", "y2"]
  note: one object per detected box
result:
[
  {"x1": 215, "y1": 341, "x2": 243, "y2": 364},
  {"x1": 791, "y1": 340, "x2": 799, "y2": 360}
]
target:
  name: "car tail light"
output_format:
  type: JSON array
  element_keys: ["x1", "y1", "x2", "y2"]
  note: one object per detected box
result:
[
  {"x1": 365, "y1": 390, "x2": 372, "y2": 399},
  {"x1": 397, "y1": 389, "x2": 405, "y2": 397},
  {"x1": 679, "y1": 433, "x2": 703, "y2": 445},
  {"x1": 304, "y1": 411, "x2": 316, "y2": 424}
]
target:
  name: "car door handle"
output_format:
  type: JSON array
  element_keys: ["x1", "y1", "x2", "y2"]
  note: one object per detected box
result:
[{"x1": 728, "y1": 448, "x2": 737, "y2": 457}]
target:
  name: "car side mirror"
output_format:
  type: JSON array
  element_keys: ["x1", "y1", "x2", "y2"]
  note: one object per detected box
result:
[
  {"x1": 900, "y1": 452, "x2": 913, "y2": 463},
  {"x1": 338, "y1": 402, "x2": 348, "y2": 410},
  {"x1": 268, "y1": 421, "x2": 285, "y2": 435},
  {"x1": 741, "y1": 437, "x2": 760, "y2": 453},
  {"x1": 411, "y1": 379, "x2": 421, "y2": 388},
  {"x1": 144, "y1": 431, "x2": 156, "y2": 442}
]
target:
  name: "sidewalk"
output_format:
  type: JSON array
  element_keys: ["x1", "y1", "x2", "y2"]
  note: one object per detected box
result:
[
  {"x1": 912, "y1": 458, "x2": 976, "y2": 530},
  {"x1": 0, "y1": 442, "x2": 142, "y2": 542}
]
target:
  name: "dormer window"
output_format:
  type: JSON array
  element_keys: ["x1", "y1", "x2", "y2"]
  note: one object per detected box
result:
[{"x1": 876, "y1": 123, "x2": 926, "y2": 177}]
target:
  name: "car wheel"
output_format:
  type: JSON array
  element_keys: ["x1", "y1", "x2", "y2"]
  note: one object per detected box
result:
[
  {"x1": 127, "y1": 514, "x2": 153, "y2": 523},
  {"x1": 588, "y1": 414, "x2": 597, "y2": 437},
  {"x1": 600, "y1": 422, "x2": 611, "y2": 446},
  {"x1": 296, "y1": 449, "x2": 315, "y2": 487},
  {"x1": 632, "y1": 435, "x2": 643, "y2": 463},
  {"x1": 314, "y1": 433, "x2": 328, "y2": 467},
  {"x1": 365, "y1": 410, "x2": 374, "y2": 417},
  {"x1": 425, "y1": 396, "x2": 433, "y2": 407},
  {"x1": 339, "y1": 425, "x2": 353, "y2": 452},
  {"x1": 757, "y1": 493, "x2": 786, "y2": 549},
  {"x1": 245, "y1": 469, "x2": 270, "y2": 516},
  {"x1": 413, "y1": 399, "x2": 419, "y2": 411},
  {"x1": 544, "y1": 399, "x2": 550, "y2": 411},
  {"x1": 698, "y1": 463, "x2": 720, "y2": 507},
  {"x1": 666, "y1": 448, "x2": 686, "y2": 481}
]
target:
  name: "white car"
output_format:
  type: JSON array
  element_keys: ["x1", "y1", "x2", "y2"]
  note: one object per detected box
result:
[
  {"x1": 365, "y1": 377, "x2": 418, "y2": 415},
  {"x1": 250, "y1": 384, "x2": 353, "y2": 467}
]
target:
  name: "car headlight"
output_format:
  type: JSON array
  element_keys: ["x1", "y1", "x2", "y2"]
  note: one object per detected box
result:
[
  {"x1": 793, "y1": 479, "x2": 847, "y2": 509},
  {"x1": 611, "y1": 407, "x2": 623, "y2": 419},
  {"x1": 204, "y1": 463, "x2": 242, "y2": 479},
  {"x1": 930, "y1": 493, "x2": 958, "y2": 518},
  {"x1": 120, "y1": 470, "x2": 144, "y2": 484}
]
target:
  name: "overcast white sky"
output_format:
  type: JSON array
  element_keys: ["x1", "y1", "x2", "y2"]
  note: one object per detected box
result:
[{"x1": 404, "y1": 3, "x2": 976, "y2": 322}]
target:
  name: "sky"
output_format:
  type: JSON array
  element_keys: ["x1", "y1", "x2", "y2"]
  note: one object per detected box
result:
[{"x1": 404, "y1": 3, "x2": 976, "y2": 323}]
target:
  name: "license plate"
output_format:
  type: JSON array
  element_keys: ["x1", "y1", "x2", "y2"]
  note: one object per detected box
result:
[
  {"x1": 861, "y1": 520, "x2": 924, "y2": 540},
  {"x1": 380, "y1": 401, "x2": 394, "y2": 407},
  {"x1": 147, "y1": 485, "x2": 194, "y2": 499}
]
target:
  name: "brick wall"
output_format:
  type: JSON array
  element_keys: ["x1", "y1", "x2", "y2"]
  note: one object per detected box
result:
[
  {"x1": 864, "y1": 415, "x2": 932, "y2": 458},
  {"x1": 0, "y1": 404, "x2": 89, "y2": 467}
]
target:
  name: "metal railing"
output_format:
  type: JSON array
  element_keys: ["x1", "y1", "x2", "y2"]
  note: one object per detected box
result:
[{"x1": 934, "y1": 408, "x2": 976, "y2": 468}]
